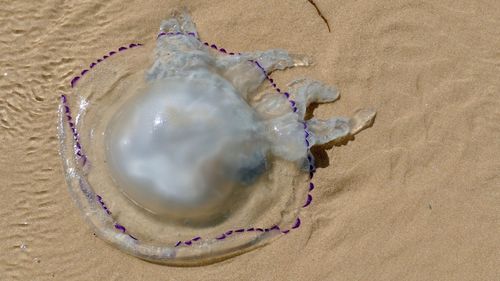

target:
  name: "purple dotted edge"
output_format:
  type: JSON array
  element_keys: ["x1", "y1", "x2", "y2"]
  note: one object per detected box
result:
[
  {"x1": 70, "y1": 43, "x2": 143, "y2": 88},
  {"x1": 61, "y1": 94, "x2": 137, "y2": 241},
  {"x1": 61, "y1": 33, "x2": 317, "y2": 247},
  {"x1": 60, "y1": 94, "x2": 88, "y2": 166}
]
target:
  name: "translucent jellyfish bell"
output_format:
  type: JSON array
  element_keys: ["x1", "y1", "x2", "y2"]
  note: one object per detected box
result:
[{"x1": 58, "y1": 10, "x2": 375, "y2": 266}]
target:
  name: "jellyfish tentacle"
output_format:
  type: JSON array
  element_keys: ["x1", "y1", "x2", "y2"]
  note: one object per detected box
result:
[
  {"x1": 174, "y1": 9, "x2": 198, "y2": 35},
  {"x1": 305, "y1": 117, "x2": 351, "y2": 145},
  {"x1": 160, "y1": 9, "x2": 198, "y2": 35},
  {"x1": 285, "y1": 78, "x2": 375, "y2": 145},
  {"x1": 218, "y1": 50, "x2": 309, "y2": 99},
  {"x1": 287, "y1": 78, "x2": 339, "y2": 119},
  {"x1": 247, "y1": 49, "x2": 310, "y2": 73},
  {"x1": 216, "y1": 49, "x2": 302, "y2": 72},
  {"x1": 306, "y1": 109, "x2": 376, "y2": 146}
]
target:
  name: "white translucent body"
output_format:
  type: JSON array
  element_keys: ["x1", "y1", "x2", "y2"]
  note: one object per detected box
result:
[
  {"x1": 106, "y1": 74, "x2": 269, "y2": 219},
  {"x1": 59, "y1": 9, "x2": 376, "y2": 265}
]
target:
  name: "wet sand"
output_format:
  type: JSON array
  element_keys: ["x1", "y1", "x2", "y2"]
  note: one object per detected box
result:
[{"x1": 0, "y1": 0, "x2": 499, "y2": 280}]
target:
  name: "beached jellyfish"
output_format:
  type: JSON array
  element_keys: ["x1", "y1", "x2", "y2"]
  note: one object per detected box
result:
[{"x1": 58, "y1": 10, "x2": 375, "y2": 265}]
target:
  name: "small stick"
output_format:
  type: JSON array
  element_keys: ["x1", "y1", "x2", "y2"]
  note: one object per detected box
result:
[{"x1": 307, "y1": 0, "x2": 331, "y2": 32}]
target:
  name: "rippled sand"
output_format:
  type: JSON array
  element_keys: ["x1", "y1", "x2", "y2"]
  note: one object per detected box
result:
[{"x1": 1, "y1": 0, "x2": 499, "y2": 280}]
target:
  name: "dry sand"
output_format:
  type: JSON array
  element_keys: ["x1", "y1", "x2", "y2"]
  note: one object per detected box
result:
[{"x1": 1, "y1": 0, "x2": 499, "y2": 280}]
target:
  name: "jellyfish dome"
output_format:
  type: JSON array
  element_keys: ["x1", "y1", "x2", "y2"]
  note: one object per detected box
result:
[{"x1": 58, "y1": 10, "x2": 375, "y2": 265}]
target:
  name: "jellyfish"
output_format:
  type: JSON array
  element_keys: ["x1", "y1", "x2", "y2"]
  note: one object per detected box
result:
[{"x1": 58, "y1": 10, "x2": 375, "y2": 266}]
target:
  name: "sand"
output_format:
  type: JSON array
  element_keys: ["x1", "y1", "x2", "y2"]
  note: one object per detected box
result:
[{"x1": 1, "y1": 0, "x2": 499, "y2": 280}]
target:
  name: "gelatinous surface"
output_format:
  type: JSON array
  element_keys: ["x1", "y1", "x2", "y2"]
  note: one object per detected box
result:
[{"x1": 58, "y1": 10, "x2": 375, "y2": 265}]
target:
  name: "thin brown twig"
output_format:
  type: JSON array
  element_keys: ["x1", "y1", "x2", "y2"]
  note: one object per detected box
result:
[{"x1": 307, "y1": 0, "x2": 331, "y2": 32}]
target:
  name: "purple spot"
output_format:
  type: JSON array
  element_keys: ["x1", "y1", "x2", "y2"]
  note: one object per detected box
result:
[
  {"x1": 81, "y1": 69, "x2": 88, "y2": 76},
  {"x1": 109, "y1": 51, "x2": 116, "y2": 56},
  {"x1": 60, "y1": 94, "x2": 67, "y2": 102},
  {"x1": 225, "y1": 230, "x2": 233, "y2": 235},
  {"x1": 70, "y1": 76, "x2": 80, "y2": 87},
  {"x1": 118, "y1": 46, "x2": 127, "y2": 51},
  {"x1": 235, "y1": 229, "x2": 245, "y2": 233},
  {"x1": 129, "y1": 43, "x2": 137, "y2": 48},
  {"x1": 216, "y1": 234, "x2": 226, "y2": 240},
  {"x1": 114, "y1": 224, "x2": 126, "y2": 233},
  {"x1": 276, "y1": 88, "x2": 281, "y2": 93},
  {"x1": 192, "y1": 236, "x2": 201, "y2": 241},
  {"x1": 203, "y1": 42, "x2": 209, "y2": 46},
  {"x1": 292, "y1": 218, "x2": 301, "y2": 229},
  {"x1": 187, "y1": 32, "x2": 196, "y2": 36},
  {"x1": 309, "y1": 182, "x2": 315, "y2": 191},
  {"x1": 229, "y1": 52, "x2": 235, "y2": 55},
  {"x1": 89, "y1": 62, "x2": 96, "y2": 68},
  {"x1": 97, "y1": 59, "x2": 103, "y2": 63},
  {"x1": 303, "y1": 194, "x2": 312, "y2": 207},
  {"x1": 219, "y1": 48, "x2": 227, "y2": 53},
  {"x1": 103, "y1": 55, "x2": 109, "y2": 59},
  {"x1": 68, "y1": 122, "x2": 74, "y2": 127},
  {"x1": 185, "y1": 241, "x2": 192, "y2": 246},
  {"x1": 210, "y1": 44, "x2": 217, "y2": 49},
  {"x1": 256, "y1": 228, "x2": 264, "y2": 232},
  {"x1": 247, "y1": 228, "x2": 255, "y2": 232},
  {"x1": 269, "y1": 79, "x2": 274, "y2": 83},
  {"x1": 272, "y1": 83, "x2": 277, "y2": 88},
  {"x1": 175, "y1": 241, "x2": 182, "y2": 247},
  {"x1": 284, "y1": 92, "x2": 290, "y2": 98},
  {"x1": 128, "y1": 234, "x2": 138, "y2": 240},
  {"x1": 270, "y1": 225, "x2": 280, "y2": 230},
  {"x1": 282, "y1": 230, "x2": 290, "y2": 234}
]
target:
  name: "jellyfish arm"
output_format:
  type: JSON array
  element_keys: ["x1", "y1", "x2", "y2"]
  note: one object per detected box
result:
[
  {"x1": 159, "y1": 9, "x2": 198, "y2": 36},
  {"x1": 290, "y1": 78, "x2": 376, "y2": 146},
  {"x1": 256, "y1": 79, "x2": 376, "y2": 164},
  {"x1": 214, "y1": 48, "x2": 309, "y2": 99}
]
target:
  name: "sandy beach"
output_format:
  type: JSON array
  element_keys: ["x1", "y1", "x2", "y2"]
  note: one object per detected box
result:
[{"x1": 1, "y1": 0, "x2": 499, "y2": 280}]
